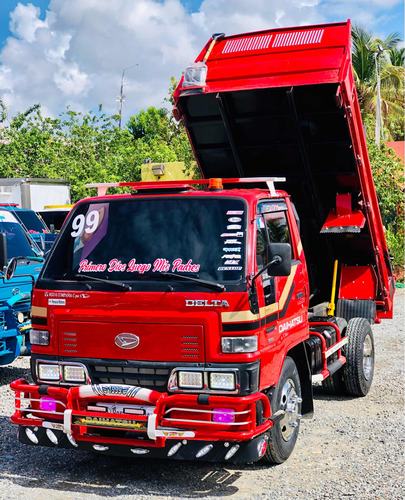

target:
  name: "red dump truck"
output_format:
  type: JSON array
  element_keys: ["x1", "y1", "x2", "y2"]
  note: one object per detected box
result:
[{"x1": 10, "y1": 20, "x2": 395, "y2": 464}]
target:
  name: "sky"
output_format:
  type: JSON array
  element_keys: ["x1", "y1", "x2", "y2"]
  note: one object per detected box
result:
[{"x1": 0, "y1": 0, "x2": 404, "y2": 124}]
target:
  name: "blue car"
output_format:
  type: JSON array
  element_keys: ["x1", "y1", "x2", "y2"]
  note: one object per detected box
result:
[
  {"x1": 0, "y1": 209, "x2": 44, "y2": 365},
  {"x1": 0, "y1": 204, "x2": 58, "y2": 255}
]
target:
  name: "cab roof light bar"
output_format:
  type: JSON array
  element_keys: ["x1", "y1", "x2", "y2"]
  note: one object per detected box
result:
[{"x1": 86, "y1": 177, "x2": 286, "y2": 197}]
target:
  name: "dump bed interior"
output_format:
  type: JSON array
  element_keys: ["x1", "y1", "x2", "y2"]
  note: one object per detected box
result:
[{"x1": 174, "y1": 21, "x2": 394, "y2": 313}]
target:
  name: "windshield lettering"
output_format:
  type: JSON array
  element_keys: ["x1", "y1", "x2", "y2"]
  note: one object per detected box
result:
[{"x1": 78, "y1": 257, "x2": 201, "y2": 275}]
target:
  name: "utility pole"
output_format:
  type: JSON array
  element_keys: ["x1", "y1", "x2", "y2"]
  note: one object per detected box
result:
[
  {"x1": 117, "y1": 64, "x2": 138, "y2": 129},
  {"x1": 366, "y1": 45, "x2": 384, "y2": 146}
]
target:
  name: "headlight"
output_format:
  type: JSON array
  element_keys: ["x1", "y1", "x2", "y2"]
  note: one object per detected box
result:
[
  {"x1": 38, "y1": 363, "x2": 60, "y2": 381},
  {"x1": 221, "y1": 336, "x2": 258, "y2": 353},
  {"x1": 63, "y1": 365, "x2": 86, "y2": 383},
  {"x1": 30, "y1": 329, "x2": 50, "y2": 346},
  {"x1": 209, "y1": 372, "x2": 236, "y2": 391},
  {"x1": 178, "y1": 371, "x2": 203, "y2": 389}
]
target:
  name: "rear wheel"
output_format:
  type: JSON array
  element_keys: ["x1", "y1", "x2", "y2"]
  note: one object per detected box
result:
[
  {"x1": 262, "y1": 357, "x2": 302, "y2": 464},
  {"x1": 343, "y1": 318, "x2": 374, "y2": 397}
]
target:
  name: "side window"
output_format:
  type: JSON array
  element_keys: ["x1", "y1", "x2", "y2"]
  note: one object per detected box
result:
[
  {"x1": 256, "y1": 216, "x2": 275, "y2": 305},
  {"x1": 264, "y1": 211, "x2": 290, "y2": 245}
]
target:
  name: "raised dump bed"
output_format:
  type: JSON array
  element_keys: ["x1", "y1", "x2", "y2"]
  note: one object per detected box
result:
[{"x1": 174, "y1": 20, "x2": 395, "y2": 319}]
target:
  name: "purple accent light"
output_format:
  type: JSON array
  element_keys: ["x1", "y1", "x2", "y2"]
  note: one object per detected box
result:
[
  {"x1": 212, "y1": 408, "x2": 235, "y2": 424},
  {"x1": 40, "y1": 397, "x2": 56, "y2": 412}
]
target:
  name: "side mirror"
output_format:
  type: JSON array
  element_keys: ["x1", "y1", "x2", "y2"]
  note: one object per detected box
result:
[
  {"x1": 267, "y1": 242, "x2": 292, "y2": 277},
  {"x1": 5, "y1": 257, "x2": 17, "y2": 280},
  {"x1": 0, "y1": 233, "x2": 7, "y2": 271},
  {"x1": 251, "y1": 242, "x2": 292, "y2": 291}
]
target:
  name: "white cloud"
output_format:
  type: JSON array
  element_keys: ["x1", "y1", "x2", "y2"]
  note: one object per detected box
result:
[
  {"x1": 0, "y1": 0, "x2": 402, "y2": 122},
  {"x1": 9, "y1": 3, "x2": 48, "y2": 42}
]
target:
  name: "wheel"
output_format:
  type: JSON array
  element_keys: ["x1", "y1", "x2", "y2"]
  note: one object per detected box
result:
[
  {"x1": 262, "y1": 357, "x2": 302, "y2": 464},
  {"x1": 343, "y1": 318, "x2": 374, "y2": 397}
]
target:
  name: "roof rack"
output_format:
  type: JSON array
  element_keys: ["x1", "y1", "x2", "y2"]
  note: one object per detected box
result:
[{"x1": 86, "y1": 177, "x2": 286, "y2": 197}]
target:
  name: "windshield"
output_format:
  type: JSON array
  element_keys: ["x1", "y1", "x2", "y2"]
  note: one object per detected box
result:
[
  {"x1": 42, "y1": 197, "x2": 247, "y2": 284},
  {"x1": 11, "y1": 210, "x2": 48, "y2": 233},
  {"x1": 0, "y1": 220, "x2": 37, "y2": 259}
]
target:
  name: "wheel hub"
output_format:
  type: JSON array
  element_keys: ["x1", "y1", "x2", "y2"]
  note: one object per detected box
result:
[
  {"x1": 279, "y1": 378, "x2": 302, "y2": 441},
  {"x1": 363, "y1": 333, "x2": 373, "y2": 380}
]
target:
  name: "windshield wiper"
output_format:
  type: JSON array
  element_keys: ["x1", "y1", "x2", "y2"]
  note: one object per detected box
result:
[
  {"x1": 73, "y1": 274, "x2": 132, "y2": 292},
  {"x1": 160, "y1": 272, "x2": 226, "y2": 292}
]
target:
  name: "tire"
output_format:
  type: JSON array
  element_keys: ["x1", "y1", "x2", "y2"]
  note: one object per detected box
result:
[
  {"x1": 343, "y1": 318, "x2": 374, "y2": 397},
  {"x1": 262, "y1": 357, "x2": 302, "y2": 464}
]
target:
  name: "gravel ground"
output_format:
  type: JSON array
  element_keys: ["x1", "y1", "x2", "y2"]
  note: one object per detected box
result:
[{"x1": 0, "y1": 289, "x2": 403, "y2": 500}]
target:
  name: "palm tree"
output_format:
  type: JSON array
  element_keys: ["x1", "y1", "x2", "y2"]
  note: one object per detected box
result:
[
  {"x1": 351, "y1": 25, "x2": 404, "y2": 142},
  {"x1": 0, "y1": 99, "x2": 6, "y2": 123},
  {"x1": 388, "y1": 47, "x2": 405, "y2": 66}
]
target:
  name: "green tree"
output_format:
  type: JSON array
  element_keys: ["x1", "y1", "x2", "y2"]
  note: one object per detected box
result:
[
  {"x1": 352, "y1": 25, "x2": 404, "y2": 141},
  {"x1": 0, "y1": 104, "x2": 135, "y2": 201},
  {"x1": 367, "y1": 140, "x2": 404, "y2": 274},
  {"x1": 125, "y1": 79, "x2": 195, "y2": 177}
]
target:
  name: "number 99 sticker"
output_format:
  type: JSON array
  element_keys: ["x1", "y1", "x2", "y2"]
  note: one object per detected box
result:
[{"x1": 71, "y1": 210, "x2": 100, "y2": 237}]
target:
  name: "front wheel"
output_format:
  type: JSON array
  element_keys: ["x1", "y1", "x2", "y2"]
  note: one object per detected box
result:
[
  {"x1": 261, "y1": 356, "x2": 302, "y2": 464},
  {"x1": 343, "y1": 318, "x2": 375, "y2": 397}
]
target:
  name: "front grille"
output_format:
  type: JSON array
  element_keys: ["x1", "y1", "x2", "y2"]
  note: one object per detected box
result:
[{"x1": 87, "y1": 361, "x2": 175, "y2": 392}]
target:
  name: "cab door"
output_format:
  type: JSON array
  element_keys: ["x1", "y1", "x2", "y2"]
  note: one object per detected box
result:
[{"x1": 255, "y1": 199, "x2": 308, "y2": 388}]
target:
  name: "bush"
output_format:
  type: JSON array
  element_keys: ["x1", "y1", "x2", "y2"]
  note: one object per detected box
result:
[{"x1": 368, "y1": 140, "x2": 404, "y2": 280}]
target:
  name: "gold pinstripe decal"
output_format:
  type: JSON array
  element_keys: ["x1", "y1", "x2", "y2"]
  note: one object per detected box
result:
[
  {"x1": 279, "y1": 263, "x2": 298, "y2": 310},
  {"x1": 221, "y1": 309, "x2": 259, "y2": 323},
  {"x1": 221, "y1": 263, "x2": 298, "y2": 324}
]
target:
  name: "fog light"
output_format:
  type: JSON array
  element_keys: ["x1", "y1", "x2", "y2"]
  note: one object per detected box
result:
[
  {"x1": 167, "y1": 442, "x2": 182, "y2": 457},
  {"x1": 225, "y1": 444, "x2": 240, "y2": 460},
  {"x1": 130, "y1": 448, "x2": 150, "y2": 454},
  {"x1": 30, "y1": 329, "x2": 50, "y2": 346},
  {"x1": 38, "y1": 363, "x2": 59, "y2": 381},
  {"x1": 46, "y1": 429, "x2": 59, "y2": 445},
  {"x1": 40, "y1": 397, "x2": 56, "y2": 412},
  {"x1": 93, "y1": 444, "x2": 109, "y2": 452},
  {"x1": 212, "y1": 408, "x2": 235, "y2": 424},
  {"x1": 209, "y1": 372, "x2": 235, "y2": 391},
  {"x1": 67, "y1": 433, "x2": 78, "y2": 447},
  {"x1": 178, "y1": 371, "x2": 203, "y2": 389},
  {"x1": 257, "y1": 436, "x2": 268, "y2": 458},
  {"x1": 17, "y1": 312, "x2": 25, "y2": 324},
  {"x1": 25, "y1": 427, "x2": 39, "y2": 444},
  {"x1": 63, "y1": 365, "x2": 86, "y2": 383},
  {"x1": 196, "y1": 444, "x2": 213, "y2": 458}
]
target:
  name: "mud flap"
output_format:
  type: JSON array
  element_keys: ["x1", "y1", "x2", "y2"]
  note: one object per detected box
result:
[{"x1": 336, "y1": 299, "x2": 376, "y2": 324}]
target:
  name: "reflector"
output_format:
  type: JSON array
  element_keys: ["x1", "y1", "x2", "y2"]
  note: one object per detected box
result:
[
  {"x1": 212, "y1": 408, "x2": 235, "y2": 423},
  {"x1": 40, "y1": 397, "x2": 56, "y2": 412}
]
